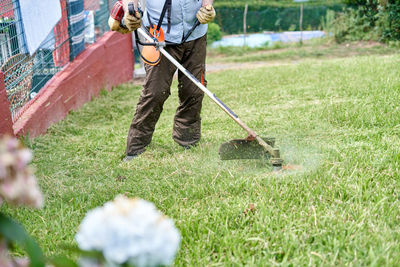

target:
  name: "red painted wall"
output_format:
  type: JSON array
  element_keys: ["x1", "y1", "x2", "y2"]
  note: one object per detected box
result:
[
  {"x1": 0, "y1": 72, "x2": 13, "y2": 136},
  {"x1": 0, "y1": 1, "x2": 15, "y2": 19},
  {"x1": 13, "y1": 32, "x2": 133, "y2": 138}
]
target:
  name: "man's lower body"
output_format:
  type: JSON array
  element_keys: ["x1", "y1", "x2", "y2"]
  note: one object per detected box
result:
[{"x1": 125, "y1": 35, "x2": 207, "y2": 157}]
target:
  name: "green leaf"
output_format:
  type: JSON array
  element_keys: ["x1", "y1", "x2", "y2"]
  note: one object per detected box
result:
[
  {"x1": 49, "y1": 256, "x2": 78, "y2": 267},
  {"x1": 60, "y1": 244, "x2": 104, "y2": 259},
  {"x1": 0, "y1": 213, "x2": 46, "y2": 267}
]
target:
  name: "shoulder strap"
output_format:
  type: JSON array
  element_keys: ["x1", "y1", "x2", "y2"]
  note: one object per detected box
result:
[
  {"x1": 166, "y1": 0, "x2": 171, "y2": 33},
  {"x1": 156, "y1": 0, "x2": 172, "y2": 34},
  {"x1": 147, "y1": 12, "x2": 153, "y2": 27}
]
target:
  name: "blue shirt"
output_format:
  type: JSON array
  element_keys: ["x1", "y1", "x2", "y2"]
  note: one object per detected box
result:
[{"x1": 142, "y1": 0, "x2": 208, "y2": 44}]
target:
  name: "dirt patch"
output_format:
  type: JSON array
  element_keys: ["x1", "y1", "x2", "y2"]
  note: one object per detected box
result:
[{"x1": 207, "y1": 61, "x2": 298, "y2": 73}]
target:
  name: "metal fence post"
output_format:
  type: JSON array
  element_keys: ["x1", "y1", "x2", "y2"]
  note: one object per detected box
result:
[
  {"x1": 0, "y1": 72, "x2": 13, "y2": 135},
  {"x1": 12, "y1": 0, "x2": 27, "y2": 54}
]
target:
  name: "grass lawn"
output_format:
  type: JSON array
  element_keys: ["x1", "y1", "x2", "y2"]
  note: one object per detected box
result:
[
  {"x1": 3, "y1": 44, "x2": 400, "y2": 265},
  {"x1": 207, "y1": 40, "x2": 399, "y2": 64}
]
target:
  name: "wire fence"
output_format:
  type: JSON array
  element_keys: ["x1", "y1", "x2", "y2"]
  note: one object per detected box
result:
[
  {"x1": 0, "y1": 0, "x2": 118, "y2": 121},
  {"x1": 215, "y1": 3, "x2": 345, "y2": 34}
]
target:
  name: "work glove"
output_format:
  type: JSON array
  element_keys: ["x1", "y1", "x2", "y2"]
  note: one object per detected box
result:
[
  {"x1": 123, "y1": 11, "x2": 141, "y2": 31},
  {"x1": 108, "y1": 17, "x2": 130, "y2": 34},
  {"x1": 196, "y1": 5, "x2": 216, "y2": 24}
]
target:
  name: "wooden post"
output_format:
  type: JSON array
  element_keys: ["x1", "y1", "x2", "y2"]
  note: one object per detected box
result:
[
  {"x1": 243, "y1": 3, "x2": 248, "y2": 46},
  {"x1": 300, "y1": 3, "x2": 303, "y2": 44}
]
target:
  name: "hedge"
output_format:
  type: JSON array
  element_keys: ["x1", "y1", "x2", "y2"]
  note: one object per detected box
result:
[{"x1": 332, "y1": 0, "x2": 400, "y2": 42}]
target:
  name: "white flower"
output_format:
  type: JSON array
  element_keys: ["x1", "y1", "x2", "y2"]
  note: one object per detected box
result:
[
  {"x1": 0, "y1": 136, "x2": 43, "y2": 208},
  {"x1": 75, "y1": 196, "x2": 181, "y2": 267}
]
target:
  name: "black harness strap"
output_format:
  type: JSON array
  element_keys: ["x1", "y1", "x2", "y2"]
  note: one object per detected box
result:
[
  {"x1": 147, "y1": 12, "x2": 153, "y2": 28},
  {"x1": 155, "y1": 0, "x2": 172, "y2": 34},
  {"x1": 166, "y1": 0, "x2": 171, "y2": 33}
]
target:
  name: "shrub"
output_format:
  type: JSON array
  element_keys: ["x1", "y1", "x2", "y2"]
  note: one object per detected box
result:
[
  {"x1": 383, "y1": 2, "x2": 400, "y2": 40},
  {"x1": 332, "y1": 0, "x2": 400, "y2": 42},
  {"x1": 332, "y1": 8, "x2": 381, "y2": 43},
  {"x1": 320, "y1": 9, "x2": 336, "y2": 34},
  {"x1": 207, "y1": 22, "x2": 222, "y2": 44}
]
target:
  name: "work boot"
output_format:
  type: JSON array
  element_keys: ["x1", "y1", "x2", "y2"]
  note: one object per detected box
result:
[
  {"x1": 179, "y1": 143, "x2": 198, "y2": 150},
  {"x1": 122, "y1": 152, "x2": 142, "y2": 162}
]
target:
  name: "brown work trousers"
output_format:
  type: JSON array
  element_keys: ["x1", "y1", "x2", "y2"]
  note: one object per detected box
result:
[{"x1": 126, "y1": 35, "x2": 207, "y2": 156}]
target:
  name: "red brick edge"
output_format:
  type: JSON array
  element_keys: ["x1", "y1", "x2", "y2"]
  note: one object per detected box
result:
[
  {"x1": 13, "y1": 31, "x2": 133, "y2": 138},
  {"x1": 0, "y1": 72, "x2": 13, "y2": 136}
]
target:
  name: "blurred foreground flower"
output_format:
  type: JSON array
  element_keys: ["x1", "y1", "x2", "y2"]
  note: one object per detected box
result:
[
  {"x1": 0, "y1": 136, "x2": 44, "y2": 267},
  {"x1": 0, "y1": 240, "x2": 29, "y2": 267},
  {"x1": 75, "y1": 195, "x2": 181, "y2": 267},
  {"x1": 0, "y1": 136, "x2": 43, "y2": 208}
]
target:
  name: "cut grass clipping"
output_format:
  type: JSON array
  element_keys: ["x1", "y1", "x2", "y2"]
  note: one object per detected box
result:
[{"x1": 3, "y1": 51, "x2": 400, "y2": 265}]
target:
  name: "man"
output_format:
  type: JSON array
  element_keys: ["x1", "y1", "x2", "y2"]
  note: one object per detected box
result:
[{"x1": 109, "y1": 0, "x2": 216, "y2": 161}]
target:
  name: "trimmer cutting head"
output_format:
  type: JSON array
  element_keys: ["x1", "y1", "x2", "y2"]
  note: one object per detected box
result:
[{"x1": 219, "y1": 137, "x2": 283, "y2": 171}]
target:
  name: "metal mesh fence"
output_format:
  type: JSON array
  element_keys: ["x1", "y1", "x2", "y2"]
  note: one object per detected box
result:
[
  {"x1": 0, "y1": 0, "x2": 118, "y2": 121},
  {"x1": 216, "y1": 3, "x2": 345, "y2": 34},
  {"x1": 0, "y1": 0, "x2": 29, "y2": 120}
]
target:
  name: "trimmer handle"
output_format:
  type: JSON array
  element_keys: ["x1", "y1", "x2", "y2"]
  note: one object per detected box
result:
[
  {"x1": 128, "y1": 2, "x2": 143, "y2": 19},
  {"x1": 128, "y1": 2, "x2": 135, "y2": 16},
  {"x1": 182, "y1": 20, "x2": 201, "y2": 43}
]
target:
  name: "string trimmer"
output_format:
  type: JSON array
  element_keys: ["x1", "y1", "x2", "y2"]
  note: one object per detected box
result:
[{"x1": 128, "y1": 2, "x2": 284, "y2": 171}]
